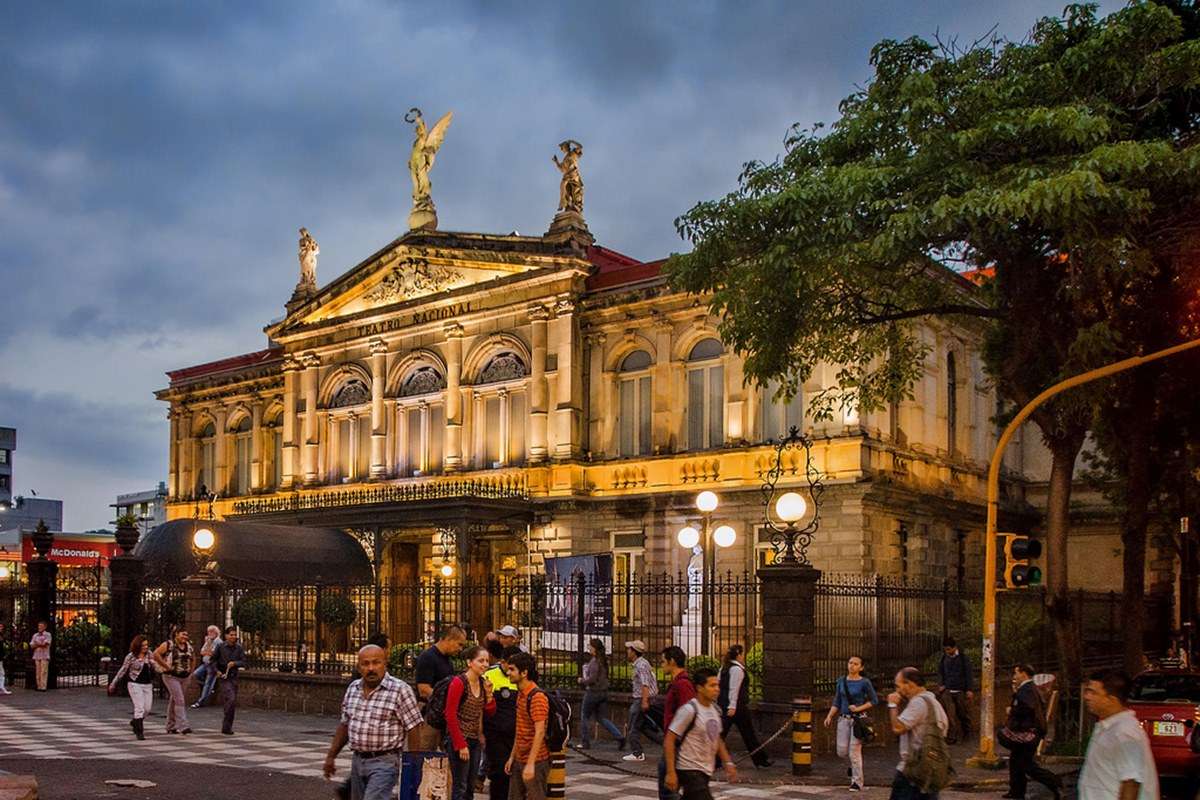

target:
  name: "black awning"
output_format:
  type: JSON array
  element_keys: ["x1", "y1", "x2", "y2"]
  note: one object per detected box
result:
[{"x1": 134, "y1": 518, "x2": 372, "y2": 586}]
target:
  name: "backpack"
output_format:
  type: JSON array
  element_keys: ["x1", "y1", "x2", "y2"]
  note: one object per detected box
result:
[
  {"x1": 424, "y1": 674, "x2": 467, "y2": 731},
  {"x1": 527, "y1": 688, "x2": 572, "y2": 752},
  {"x1": 902, "y1": 694, "x2": 955, "y2": 794}
]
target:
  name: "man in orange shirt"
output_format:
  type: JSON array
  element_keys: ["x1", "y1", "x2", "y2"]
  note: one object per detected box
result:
[{"x1": 504, "y1": 652, "x2": 549, "y2": 800}]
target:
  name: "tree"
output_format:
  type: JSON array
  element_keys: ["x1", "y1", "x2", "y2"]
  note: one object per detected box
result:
[
  {"x1": 231, "y1": 596, "x2": 278, "y2": 658},
  {"x1": 315, "y1": 593, "x2": 357, "y2": 662},
  {"x1": 668, "y1": 2, "x2": 1200, "y2": 682}
]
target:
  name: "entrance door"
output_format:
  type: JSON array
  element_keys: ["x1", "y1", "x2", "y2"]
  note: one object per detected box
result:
[{"x1": 389, "y1": 543, "x2": 421, "y2": 645}]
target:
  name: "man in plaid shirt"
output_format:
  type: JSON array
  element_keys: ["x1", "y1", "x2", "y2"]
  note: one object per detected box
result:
[{"x1": 325, "y1": 645, "x2": 423, "y2": 800}]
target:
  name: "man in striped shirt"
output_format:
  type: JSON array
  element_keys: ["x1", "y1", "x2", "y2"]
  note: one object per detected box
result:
[{"x1": 325, "y1": 645, "x2": 423, "y2": 800}]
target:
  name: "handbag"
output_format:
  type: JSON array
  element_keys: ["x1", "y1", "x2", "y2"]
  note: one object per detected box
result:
[
  {"x1": 852, "y1": 714, "x2": 876, "y2": 743},
  {"x1": 997, "y1": 725, "x2": 1037, "y2": 749}
]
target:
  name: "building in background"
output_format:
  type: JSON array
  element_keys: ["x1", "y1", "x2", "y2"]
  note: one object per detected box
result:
[
  {"x1": 0, "y1": 425, "x2": 65, "y2": 534},
  {"x1": 111, "y1": 482, "x2": 169, "y2": 532},
  {"x1": 0, "y1": 427, "x2": 13, "y2": 507}
]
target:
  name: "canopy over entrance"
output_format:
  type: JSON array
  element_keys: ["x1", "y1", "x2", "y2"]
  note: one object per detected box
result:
[{"x1": 134, "y1": 519, "x2": 372, "y2": 586}]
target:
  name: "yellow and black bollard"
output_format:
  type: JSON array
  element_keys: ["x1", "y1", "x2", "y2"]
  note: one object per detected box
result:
[
  {"x1": 547, "y1": 748, "x2": 566, "y2": 799},
  {"x1": 792, "y1": 696, "x2": 813, "y2": 776}
]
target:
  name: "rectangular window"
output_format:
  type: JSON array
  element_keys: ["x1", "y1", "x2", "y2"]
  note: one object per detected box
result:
[
  {"x1": 201, "y1": 441, "x2": 215, "y2": 492},
  {"x1": 272, "y1": 430, "x2": 283, "y2": 487},
  {"x1": 638, "y1": 376, "x2": 652, "y2": 455},
  {"x1": 687, "y1": 369, "x2": 704, "y2": 449},
  {"x1": 429, "y1": 405, "x2": 444, "y2": 472},
  {"x1": 356, "y1": 417, "x2": 372, "y2": 479},
  {"x1": 619, "y1": 376, "x2": 653, "y2": 457},
  {"x1": 898, "y1": 522, "x2": 910, "y2": 580},
  {"x1": 337, "y1": 419, "x2": 352, "y2": 482},
  {"x1": 619, "y1": 379, "x2": 635, "y2": 456},
  {"x1": 611, "y1": 531, "x2": 645, "y2": 626},
  {"x1": 708, "y1": 366, "x2": 724, "y2": 448},
  {"x1": 406, "y1": 408, "x2": 423, "y2": 475},
  {"x1": 484, "y1": 397, "x2": 502, "y2": 467},
  {"x1": 508, "y1": 393, "x2": 526, "y2": 466}
]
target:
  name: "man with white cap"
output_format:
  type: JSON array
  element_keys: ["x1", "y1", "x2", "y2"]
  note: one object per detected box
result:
[
  {"x1": 623, "y1": 640, "x2": 659, "y2": 762},
  {"x1": 497, "y1": 625, "x2": 529, "y2": 653}
]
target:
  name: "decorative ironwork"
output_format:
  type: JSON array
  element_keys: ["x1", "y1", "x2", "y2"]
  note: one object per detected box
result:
[
  {"x1": 330, "y1": 379, "x2": 371, "y2": 408},
  {"x1": 400, "y1": 367, "x2": 446, "y2": 397},
  {"x1": 478, "y1": 353, "x2": 526, "y2": 384},
  {"x1": 759, "y1": 426, "x2": 826, "y2": 566},
  {"x1": 231, "y1": 477, "x2": 530, "y2": 515}
]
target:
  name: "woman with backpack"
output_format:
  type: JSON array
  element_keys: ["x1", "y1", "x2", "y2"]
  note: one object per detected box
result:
[
  {"x1": 718, "y1": 644, "x2": 771, "y2": 769},
  {"x1": 444, "y1": 645, "x2": 495, "y2": 800},
  {"x1": 577, "y1": 638, "x2": 624, "y2": 750},
  {"x1": 823, "y1": 655, "x2": 880, "y2": 791},
  {"x1": 152, "y1": 628, "x2": 194, "y2": 734}
]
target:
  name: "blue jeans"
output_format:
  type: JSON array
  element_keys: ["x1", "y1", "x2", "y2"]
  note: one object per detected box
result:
[
  {"x1": 351, "y1": 752, "x2": 401, "y2": 800},
  {"x1": 657, "y1": 756, "x2": 680, "y2": 800},
  {"x1": 581, "y1": 690, "x2": 622, "y2": 746},
  {"x1": 445, "y1": 737, "x2": 481, "y2": 800},
  {"x1": 627, "y1": 700, "x2": 646, "y2": 755},
  {"x1": 191, "y1": 663, "x2": 218, "y2": 705}
]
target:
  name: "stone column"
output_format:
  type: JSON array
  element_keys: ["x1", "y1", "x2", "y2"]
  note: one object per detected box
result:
[
  {"x1": 370, "y1": 338, "x2": 388, "y2": 479},
  {"x1": 585, "y1": 332, "x2": 607, "y2": 455},
  {"x1": 529, "y1": 306, "x2": 551, "y2": 463},
  {"x1": 757, "y1": 563, "x2": 821, "y2": 706},
  {"x1": 281, "y1": 357, "x2": 300, "y2": 489},
  {"x1": 213, "y1": 406, "x2": 229, "y2": 495},
  {"x1": 183, "y1": 573, "x2": 226, "y2": 658},
  {"x1": 108, "y1": 520, "x2": 144, "y2": 678},
  {"x1": 301, "y1": 353, "x2": 321, "y2": 486},
  {"x1": 168, "y1": 409, "x2": 180, "y2": 499},
  {"x1": 25, "y1": 521, "x2": 58, "y2": 690},
  {"x1": 443, "y1": 324, "x2": 464, "y2": 472},
  {"x1": 552, "y1": 299, "x2": 582, "y2": 460},
  {"x1": 249, "y1": 399, "x2": 264, "y2": 493},
  {"x1": 179, "y1": 409, "x2": 194, "y2": 500}
]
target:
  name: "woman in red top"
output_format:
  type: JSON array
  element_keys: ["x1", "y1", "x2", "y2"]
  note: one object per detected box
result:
[{"x1": 446, "y1": 646, "x2": 495, "y2": 800}]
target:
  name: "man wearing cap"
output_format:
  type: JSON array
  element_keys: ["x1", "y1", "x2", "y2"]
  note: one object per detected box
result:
[
  {"x1": 623, "y1": 640, "x2": 659, "y2": 762},
  {"x1": 497, "y1": 625, "x2": 529, "y2": 654}
]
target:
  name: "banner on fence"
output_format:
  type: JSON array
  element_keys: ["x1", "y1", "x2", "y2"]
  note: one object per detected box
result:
[{"x1": 542, "y1": 553, "x2": 613, "y2": 652}]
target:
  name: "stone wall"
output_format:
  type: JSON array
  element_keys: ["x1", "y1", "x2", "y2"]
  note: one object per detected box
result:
[{"x1": 192, "y1": 670, "x2": 350, "y2": 716}]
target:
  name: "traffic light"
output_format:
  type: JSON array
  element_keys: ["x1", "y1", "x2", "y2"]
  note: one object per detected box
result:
[{"x1": 1001, "y1": 533, "x2": 1043, "y2": 589}]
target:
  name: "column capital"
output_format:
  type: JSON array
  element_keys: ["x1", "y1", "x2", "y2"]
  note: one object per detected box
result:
[
  {"x1": 528, "y1": 304, "x2": 552, "y2": 322},
  {"x1": 300, "y1": 352, "x2": 321, "y2": 369},
  {"x1": 369, "y1": 338, "x2": 389, "y2": 356},
  {"x1": 282, "y1": 356, "x2": 303, "y2": 372},
  {"x1": 583, "y1": 330, "x2": 607, "y2": 348},
  {"x1": 443, "y1": 322, "x2": 465, "y2": 339},
  {"x1": 553, "y1": 297, "x2": 576, "y2": 316}
]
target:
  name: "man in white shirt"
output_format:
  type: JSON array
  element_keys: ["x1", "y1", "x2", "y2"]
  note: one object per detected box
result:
[
  {"x1": 1079, "y1": 670, "x2": 1159, "y2": 800},
  {"x1": 664, "y1": 668, "x2": 737, "y2": 800},
  {"x1": 887, "y1": 666, "x2": 949, "y2": 800}
]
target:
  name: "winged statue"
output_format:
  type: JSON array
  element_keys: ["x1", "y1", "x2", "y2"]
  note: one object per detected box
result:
[{"x1": 406, "y1": 107, "x2": 453, "y2": 230}]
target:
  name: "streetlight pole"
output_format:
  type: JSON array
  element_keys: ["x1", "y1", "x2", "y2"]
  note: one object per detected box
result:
[{"x1": 969, "y1": 335, "x2": 1200, "y2": 768}]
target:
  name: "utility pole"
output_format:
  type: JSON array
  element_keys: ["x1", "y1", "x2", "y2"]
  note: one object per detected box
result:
[{"x1": 969, "y1": 336, "x2": 1200, "y2": 768}]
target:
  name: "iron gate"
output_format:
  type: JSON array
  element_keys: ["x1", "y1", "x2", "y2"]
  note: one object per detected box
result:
[{"x1": 53, "y1": 558, "x2": 107, "y2": 687}]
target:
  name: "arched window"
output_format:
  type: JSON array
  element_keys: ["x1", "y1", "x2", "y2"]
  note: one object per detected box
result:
[
  {"x1": 947, "y1": 352, "x2": 958, "y2": 455},
  {"x1": 396, "y1": 367, "x2": 446, "y2": 477},
  {"x1": 618, "y1": 350, "x2": 653, "y2": 457},
  {"x1": 328, "y1": 378, "x2": 372, "y2": 483},
  {"x1": 686, "y1": 338, "x2": 724, "y2": 450},
  {"x1": 474, "y1": 352, "x2": 527, "y2": 468},
  {"x1": 231, "y1": 416, "x2": 252, "y2": 496},
  {"x1": 760, "y1": 378, "x2": 803, "y2": 442},
  {"x1": 198, "y1": 422, "x2": 216, "y2": 495}
]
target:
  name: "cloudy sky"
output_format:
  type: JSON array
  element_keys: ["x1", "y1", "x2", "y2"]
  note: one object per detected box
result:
[{"x1": 1, "y1": 1, "x2": 1120, "y2": 532}]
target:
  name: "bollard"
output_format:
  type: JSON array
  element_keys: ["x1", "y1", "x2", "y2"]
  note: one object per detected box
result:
[
  {"x1": 792, "y1": 696, "x2": 813, "y2": 776},
  {"x1": 547, "y1": 748, "x2": 566, "y2": 799}
]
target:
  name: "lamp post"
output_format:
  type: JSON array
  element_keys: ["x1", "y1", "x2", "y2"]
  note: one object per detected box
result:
[
  {"x1": 760, "y1": 427, "x2": 825, "y2": 565},
  {"x1": 677, "y1": 490, "x2": 736, "y2": 656}
]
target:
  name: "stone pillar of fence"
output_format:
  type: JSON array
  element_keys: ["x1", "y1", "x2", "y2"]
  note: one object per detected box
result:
[
  {"x1": 108, "y1": 519, "x2": 145, "y2": 677},
  {"x1": 757, "y1": 563, "x2": 821, "y2": 705},
  {"x1": 25, "y1": 521, "x2": 59, "y2": 690},
  {"x1": 183, "y1": 573, "x2": 225, "y2": 656}
]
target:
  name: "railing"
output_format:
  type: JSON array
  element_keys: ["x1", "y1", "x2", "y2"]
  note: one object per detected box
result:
[{"x1": 231, "y1": 476, "x2": 530, "y2": 515}]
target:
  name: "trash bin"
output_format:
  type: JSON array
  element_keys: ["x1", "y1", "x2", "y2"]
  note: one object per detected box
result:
[{"x1": 400, "y1": 751, "x2": 451, "y2": 800}]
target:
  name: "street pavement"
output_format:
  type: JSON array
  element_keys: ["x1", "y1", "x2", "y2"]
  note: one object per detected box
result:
[{"x1": 0, "y1": 686, "x2": 990, "y2": 800}]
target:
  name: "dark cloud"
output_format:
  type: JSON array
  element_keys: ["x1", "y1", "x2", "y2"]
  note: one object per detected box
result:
[{"x1": 0, "y1": 1, "x2": 1123, "y2": 529}]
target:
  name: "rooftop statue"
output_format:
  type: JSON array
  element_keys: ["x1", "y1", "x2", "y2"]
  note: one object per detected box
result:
[
  {"x1": 406, "y1": 107, "x2": 453, "y2": 231},
  {"x1": 297, "y1": 227, "x2": 319, "y2": 288},
  {"x1": 553, "y1": 139, "x2": 584, "y2": 214}
]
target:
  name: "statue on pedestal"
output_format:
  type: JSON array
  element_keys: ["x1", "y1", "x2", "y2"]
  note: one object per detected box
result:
[
  {"x1": 552, "y1": 139, "x2": 584, "y2": 214},
  {"x1": 297, "y1": 227, "x2": 319, "y2": 289},
  {"x1": 406, "y1": 107, "x2": 454, "y2": 231},
  {"x1": 686, "y1": 545, "x2": 704, "y2": 610}
]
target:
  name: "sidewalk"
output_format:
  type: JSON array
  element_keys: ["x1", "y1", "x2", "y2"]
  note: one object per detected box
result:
[{"x1": 567, "y1": 735, "x2": 1078, "y2": 791}]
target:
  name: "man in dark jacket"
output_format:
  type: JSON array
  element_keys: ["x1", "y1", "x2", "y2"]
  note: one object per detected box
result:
[
  {"x1": 937, "y1": 637, "x2": 973, "y2": 744},
  {"x1": 1003, "y1": 664, "x2": 1061, "y2": 800}
]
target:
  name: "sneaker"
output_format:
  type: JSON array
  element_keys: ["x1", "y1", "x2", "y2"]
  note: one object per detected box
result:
[
  {"x1": 190, "y1": 702, "x2": 202, "y2": 709},
  {"x1": 0, "y1": 689, "x2": 11, "y2": 695},
  {"x1": 850, "y1": 784, "x2": 861, "y2": 792},
  {"x1": 622, "y1": 753, "x2": 645, "y2": 762}
]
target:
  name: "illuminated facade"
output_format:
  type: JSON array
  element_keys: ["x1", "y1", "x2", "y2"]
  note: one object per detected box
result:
[{"x1": 157, "y1": 224, "x2": 1028, "y2": 591}]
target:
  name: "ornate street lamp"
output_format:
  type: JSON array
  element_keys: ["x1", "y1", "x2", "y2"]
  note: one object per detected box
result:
[
  {"x1": 760, "y1": 426, "x2": 825, "y2": 566},
  {"x1": 190, "y1": 491, "x2": 218, "y2": 575},
  {"x1": 438, "y1": 527, "x2": 457, "y2": 578},
  {"x1": 676, "y1": 491, "x2": 736, "y2": 655}
]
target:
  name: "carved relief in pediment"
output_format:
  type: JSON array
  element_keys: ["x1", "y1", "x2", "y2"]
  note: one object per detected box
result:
[{"x1": 366, "y1": 257, "x2": 458, "y2": 304}]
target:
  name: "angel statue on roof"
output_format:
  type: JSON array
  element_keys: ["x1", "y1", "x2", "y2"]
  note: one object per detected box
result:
[{"x1": 405, "y1": 107, "x2": 454, "y2": 230}]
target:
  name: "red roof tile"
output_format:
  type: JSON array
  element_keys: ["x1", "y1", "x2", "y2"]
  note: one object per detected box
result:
[
  {"x1": 586, "y1": 245, "x2": 665, "y2": 291},
  {"x1": 167, "y1": 347, "x2": 282, "y2": 383}
]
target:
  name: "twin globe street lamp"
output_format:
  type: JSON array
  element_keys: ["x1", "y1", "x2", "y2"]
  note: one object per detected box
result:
[{"x1": 677, "y1": 489, "x2": 736, "y2": 656}]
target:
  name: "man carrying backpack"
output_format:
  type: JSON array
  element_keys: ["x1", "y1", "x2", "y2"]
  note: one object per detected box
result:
[
  {"x1": 505, "y1": 652, "x2": 550, "y2": 800},
  {"x1": 663, "y1": 668, "x2": 737, "y2": 800},
  {"x1": 887, "y1": 667, "x2": 950, "y2": 800}
]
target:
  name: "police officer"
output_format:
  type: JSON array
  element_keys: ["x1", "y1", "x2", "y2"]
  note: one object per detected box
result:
[{"x1": 483, "y1": 642, "x2": 520, "y2": 800}]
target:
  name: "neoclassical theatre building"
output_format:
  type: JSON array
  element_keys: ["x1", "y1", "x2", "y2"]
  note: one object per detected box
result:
[{"x1": 157, "y1": 138, "x2": 1037, "y2": 596}]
